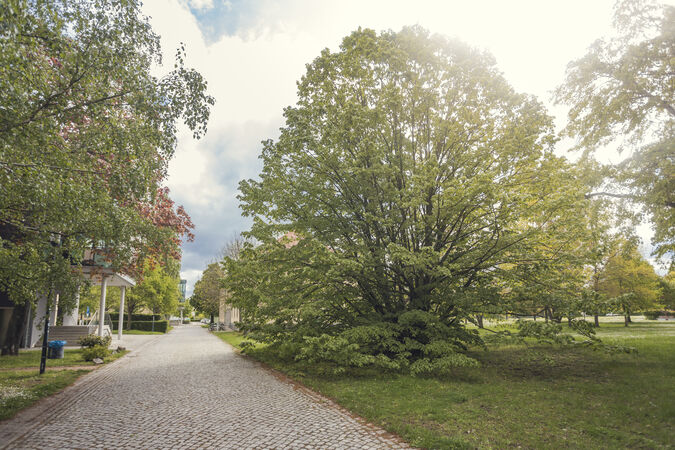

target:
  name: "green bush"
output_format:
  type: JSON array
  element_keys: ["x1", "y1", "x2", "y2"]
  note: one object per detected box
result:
[
  {"x1": 286, "y1": 310, "x2": 483, "y2": 375},
  {"x1": 111, "y1": 320, "x2": 169, "y2": 333},
  {"x1": 642, "y1": 310, "x2": 670, "y2": 320},
  {"x1": 108, "y1": 313, "x2": 160, "y2": 321},
  {"x1": 78, "y1": 334, "x2": 111, "y2": 348},
  {"x1": 82, "y1": 345, "x2": 110, "y2": 361}
]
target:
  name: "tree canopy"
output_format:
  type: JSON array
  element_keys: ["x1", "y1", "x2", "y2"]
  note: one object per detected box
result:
[
  {"x1": 190, "y1": 262, "x2": 224, "y2": 320},
  {"x1": 127, "y1": 263, "x2": 181, "y2": 318},
  {"x1": 0, "y1": 0, "x2": 213, "y2": 313},
  {"x1": 598, "y1": 241, "x2": 662, "y2": 324},
  {"x1": 555, "y1": 0, "x2": 674, "y2": 258},
  {"x1": 229, "y1": 27, "x2": 593, "y2": 374}
]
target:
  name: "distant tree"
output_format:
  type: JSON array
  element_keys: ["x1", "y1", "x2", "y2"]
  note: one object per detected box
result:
[
  {"x1": 190, "y1": 263, "x2": 224, "y2": 323},
  {"x1": 220, "y1": 235, "x2": 247, "y2": 261},
  {"x1": 180, "y1": 299, "x2": 194, "y2": 320},
  {"x1": 555, "y1": 0, "x2": 674, "y2": 258},
  {"x1": 190, "y1": 236, "x2": 246, "y2": 323},
  {"x1": 658, "y1": 270, "x2": 675, "y2": 310},
  {"x1": 79, "y1": 285, "x2": 121, "y2": 318},
  {"x1": 599, "y1": 242, "x2": 662, "y2": 325},
  {"x1": 583, "y1": 196, "x2": 635, "y2": 327},
  {"x1": 144, "y1": 269, "x2": 180, "y2": 319},
  {"x1": 126, "y1": 263, "x2": 180, "y2": 327},
  {"x1": 122, "y1": 289, "x2": 146, "y2": 331}
]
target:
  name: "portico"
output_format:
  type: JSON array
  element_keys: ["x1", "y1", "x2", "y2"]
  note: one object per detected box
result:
[{"x1": 29, "y1": 268, "x2": 135, "y2": 347}]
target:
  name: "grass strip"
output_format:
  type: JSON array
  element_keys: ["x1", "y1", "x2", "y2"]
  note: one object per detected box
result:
[
  {"x1": 0, "y1": 370, "x2": 90, "y2": 421},
  {"x1": 0, "y1": 348, "x2": 128, "y2": 421}
]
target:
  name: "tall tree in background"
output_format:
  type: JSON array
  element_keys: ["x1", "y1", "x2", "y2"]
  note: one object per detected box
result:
[
  {"x1": 140, "y1": 266, "x2": 180, "y2": 319},
  {"x1": 190, "y1": 263, "x2": 224, "y2": 323},
  {"x1": 191, "y1": 236, "x2": 246, "y2": 322},
  {"x1": 658, "y1": 269, "x2": 675, "y2": 310},
  {"x1": 0, "y1": 0, "x2": 213, "y2": 345},
  {"x1": 582, "y1": 187, "x2": 636, "y2": 327},
  {"x1": 124, "y1": 261, "x2": 180, "y2": 328},
  {"x1": 555, "y1": 0, "x2": 674, "y2": 259},
  {"x1": 599, "y1": 242, "x2": 662, "y2": 325},
  {"x1": 231, "y1": 27, "x2": 591, "y2": 374}
]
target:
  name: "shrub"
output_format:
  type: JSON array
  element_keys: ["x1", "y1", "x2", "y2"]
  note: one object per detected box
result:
[
  {"x1": 289, "y1": 311, "x2": 482, "y2": 375},
  {"x1": 108, "y1": 313, "x2": 160, "y2": 321},
  {"x1": 78, "y1": 334, "x2": 111, "y2": 349},
  {"x1": 111, "y1": 320, "x2": 169, "y2": 333},
  {"x1": 643, "y1": 310, "x2": 667, "y2": 320},
  {"x1": 82, "y1": 345, "x2": 110, "y2": 361}
]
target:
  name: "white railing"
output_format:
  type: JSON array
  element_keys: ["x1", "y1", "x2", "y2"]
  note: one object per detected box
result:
[{"x1": 86, "y1": 310, "x2": 113, "y2": 336}]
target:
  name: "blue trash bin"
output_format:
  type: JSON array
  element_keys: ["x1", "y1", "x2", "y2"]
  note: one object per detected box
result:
[{"x1": 47, "y1": 340, "x2": 67, "y2": 359}]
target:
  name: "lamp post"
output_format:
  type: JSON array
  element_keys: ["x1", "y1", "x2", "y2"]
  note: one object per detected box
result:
[{"x1": 39, "y1": 293, "x2": 51, "y2": 375}]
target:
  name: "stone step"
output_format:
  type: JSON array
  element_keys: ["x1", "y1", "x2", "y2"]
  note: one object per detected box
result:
[
  {"x1": 50, "y1": 326, "x2": 89, "y2": 331},
  {"x1": 47, "y1": 326, "x2": 94, "y2": 345}
]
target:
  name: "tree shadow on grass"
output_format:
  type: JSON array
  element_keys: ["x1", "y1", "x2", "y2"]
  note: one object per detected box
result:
[{"x1": 471, "y1": 345, "x2": 621, "y2": 382}]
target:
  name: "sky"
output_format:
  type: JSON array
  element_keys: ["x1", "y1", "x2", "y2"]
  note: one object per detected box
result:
[{"x1": 138, "y1": 0, "x2": 656, "y2": 295}]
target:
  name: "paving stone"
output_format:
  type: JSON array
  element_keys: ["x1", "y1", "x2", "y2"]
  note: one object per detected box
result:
[{"x1": 1, "y1": 325, "x2": 410, "y2": 449}]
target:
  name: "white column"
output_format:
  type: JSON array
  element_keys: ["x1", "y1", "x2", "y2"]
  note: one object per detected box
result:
[
  {"x1": 63, "y1": 288, "x2": 80, "y2": 326},
  {"x1": 118, "y1": 286, "x2": 125, "y2": 341},
  {"x1": 98, "y1": 276, "x2": 108, "y2": 337},
  {"x1": 218, "y1": 291, "x2": 225, "y2": 326},
  {"x1": 49, "y1": 293, "x2": 59, "y2": 325},
  {"x1": 31, "y1": 294, "x2": 48, "y2": 348},
  {"x1": 224, "y1": 307, "x2": 232, "y2": 328}
]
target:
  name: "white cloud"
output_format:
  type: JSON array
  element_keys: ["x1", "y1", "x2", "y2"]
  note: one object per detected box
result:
[{"x1": 184, "y1": 0, "x2": 214, "y2": 11}]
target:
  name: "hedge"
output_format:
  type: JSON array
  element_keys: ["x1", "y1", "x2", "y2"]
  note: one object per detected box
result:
[
  {"x1": 109, "y1": 313, "x2": 161, "y2": 321},
  {"x1": 642, "y1": 310, "x2": 674, "y2": 320},
  {"x1": 111, "y1": 320, "x2": 169, "y2": 333}
]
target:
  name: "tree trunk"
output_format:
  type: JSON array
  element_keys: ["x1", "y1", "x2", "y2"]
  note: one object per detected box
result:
[
  {"x1": 624, "y1": 314, "x2": 629, "y2": 327},
  {"x1": 476, "y1": 314, "x2": 484, "y2": 329},
  {"x1": 0, "y1": 301, "x2": 30, "y2": 356},
  {"x1": 627, "y1": 314, "x2": 632, "y2": 323},
  {"x1": 567, "y1": 316, "x2": 572, "y2": 327},
  {"x1": 594, "y1": 314, "x2": 600, "y2": 327},
  {"x1": 210, "y1": 313, "x2": 214, "y2": 324}
]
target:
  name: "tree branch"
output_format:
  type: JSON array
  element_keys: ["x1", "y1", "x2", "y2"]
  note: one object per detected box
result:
[{"x1": 584, "y1": 191, "x2": 635, "y2": 201}]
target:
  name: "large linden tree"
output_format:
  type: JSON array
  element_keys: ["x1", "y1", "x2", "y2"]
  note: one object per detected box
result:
[{"x1": 228, "y1": 27, "x2": 590, "y2": 374}]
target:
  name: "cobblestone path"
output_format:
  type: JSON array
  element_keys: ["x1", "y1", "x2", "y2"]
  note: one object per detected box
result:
[{"x1": 1, "y1": 325, "x2": 409, "y2": 449}]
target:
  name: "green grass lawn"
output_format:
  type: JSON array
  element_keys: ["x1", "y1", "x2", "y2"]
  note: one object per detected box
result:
[
  {"x1": 113, "y1": 329, "x2": 167, "y2": 335},
  {"x1": 0, "y1": 348, "x2": 128, "y2": 421},
  {"x1": 0, "y1": 349, "x2": 89, "y2": 369},
  {"x1": 0, "y1": 369, "x2": 89, "y2": 421},
  {"x1": 215, "y1": 321, "x2": 675, "y2": 449},
  {"x1": 0, "y1": 348, "x2": 126, "y2": 369},
  {"x1": 213, "y1": 331, "x2": 250, "y2": 349}
]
